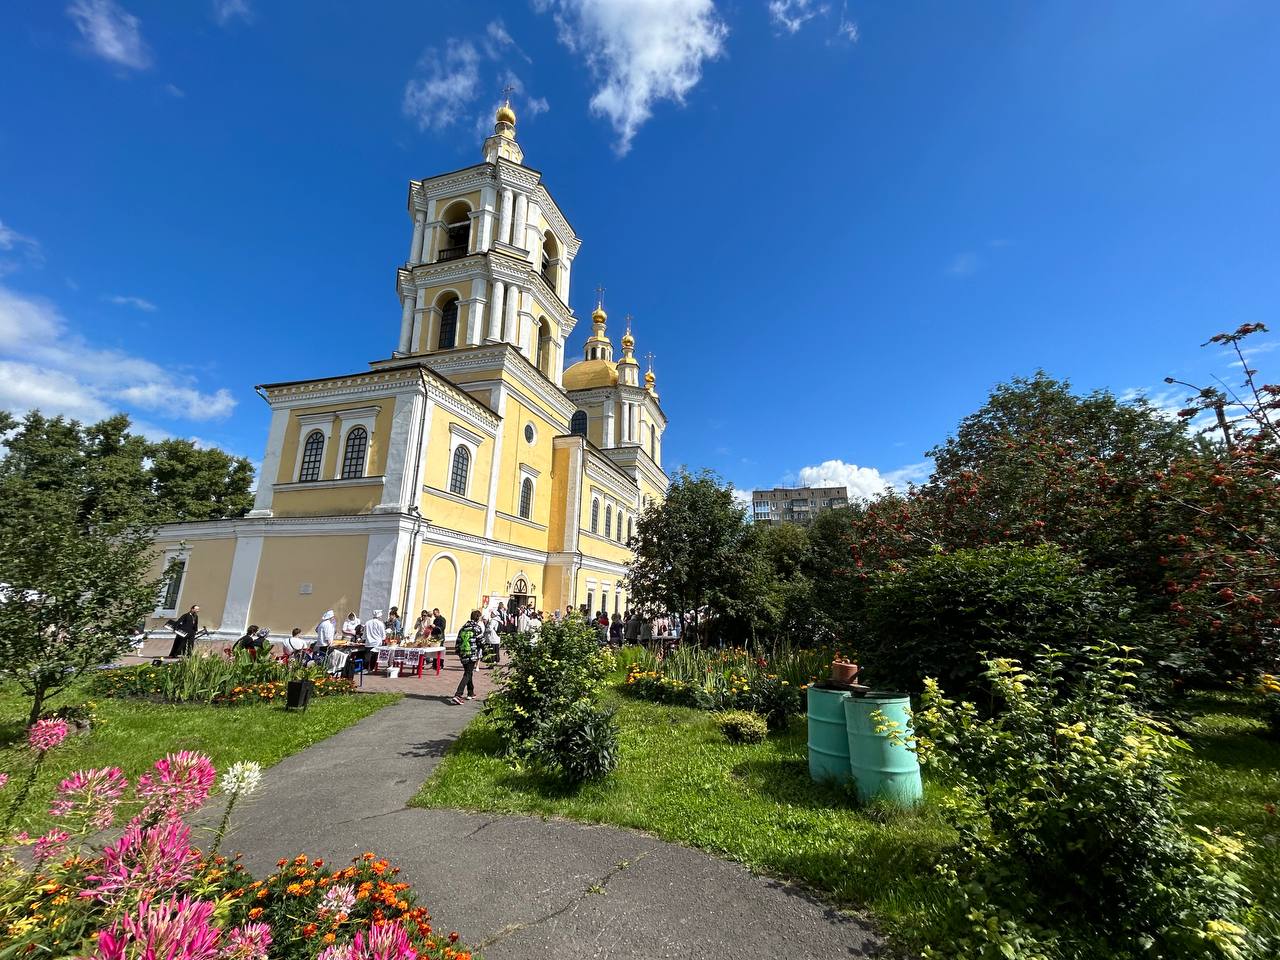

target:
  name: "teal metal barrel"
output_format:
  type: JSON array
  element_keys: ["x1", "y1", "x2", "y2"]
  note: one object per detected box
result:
[
  {"x1": 844, "y1": 694, "x2": 923, "y2": 807},
  {"x1": 807, "y1": 687, "x2": 852, "y2": 783}
]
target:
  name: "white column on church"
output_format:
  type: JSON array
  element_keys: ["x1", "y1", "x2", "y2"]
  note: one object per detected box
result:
[
  {"x1": 409, "y1": 211, "x2": 426, "y2": 264},
  {"x1": 503, "y1": 284, "x2": 519, "y2": 343},
  {"x1": 488, "y1": 281, "x2": 505, "y2": 341},
  {"x1": 512, "y1": 193, "x2": 528, "y2": 252},
  {"x1": 479, "y1": 186, "x2": 496, "y2": 251},
  {"x1": 560, "y1": 256, "x2": 572, "y2": 301},
  {"x1": 604, "y1": 403, "x2": 615, "y2": 447},
  {"x1": 498, "y1": 189, "x2": 514, "y2": 245},
  {"x1": 398, "y1": 292, "x2": 414, "y2": 354},
  {"x1": 468, "y1": 278, "x2": 487, "y2": 345},
  {"x1": 525, "y1": 198, "x2": 541, "y2": 259},
  {"x1": 411, "y1": 287, "x2": 428, "y2": 352}
]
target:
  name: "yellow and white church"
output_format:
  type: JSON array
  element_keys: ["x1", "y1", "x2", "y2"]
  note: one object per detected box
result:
[{"x1": 147, "y1": 102, "x2": 669, "y2": 641}]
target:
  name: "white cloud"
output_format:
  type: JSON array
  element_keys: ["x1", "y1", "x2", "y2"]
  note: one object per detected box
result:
[
  {"x1": 66, "y1": 0, "x2": 152, "y2": 70},
  {"x1": 404, "y1": 43, "x2": 482, "y2": 131},
  {"x1": 212, "y1": 0, "x2": 252, "y2": 26},
  {"x1": 769, "y1": 0, "x2": 826, "y2": 34},
  {"x1": 0, "y1": 285, "x2": 236, "y2": 424},
  {"x1": 832, "y1": 6, "x2": 858, "y2": 44},
  {"x1": 405, "y1": 20, "x2": 549, "y2": 137},
  {"x1": 793, "y1": 458, "x2": 932, "y2": 500},
  {"x1": 0, "y1": 219, "x2": 43, "y2": 276},
  {"x1": 105, "y1": 294, "x2": 157, "y2": 311},
  {"x1": 536, "y1": 0, "x2": 727, "y2": 155},
  {"x1": 730, "y1": 486, "x2": 752, "y2": 511},
  {"x1": 946, "y1": 251, "x2": 980, "y2": 277}
]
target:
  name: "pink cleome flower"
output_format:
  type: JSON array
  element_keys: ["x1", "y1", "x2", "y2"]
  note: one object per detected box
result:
[
  {"x1": 50, "y1": 767, "x2": 129, "y2": 830},
  {"x1": 0, "y1": 772, "x2": 9, "y2": 789},
  {"x1": 317, "y1": 922, "x2": 419, "y2": 960},
  {"x1": 223, "y1": 922, "x2": 273, "y2": 960},
  {"x1": 136, "y1": 751, "x2": 217, "y2": 821},
  {"x1": 319, "y1": 882, "x2": 357, "y2": 916},
  {"x1": 32, "y1": 829, "x2": 71, "y2": 864},
  {"x1": 28, "y1": 718, "x2": 69, "y2": 753},
  {"x1": 80, "y1": 819, "x2": 200, "y2": 904},
  {"x1": 93, "y1": 896, "x2": 222, "y2": 960}
]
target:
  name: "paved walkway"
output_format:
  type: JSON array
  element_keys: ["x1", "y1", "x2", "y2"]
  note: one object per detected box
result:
[{"x1": 211, "y1": 693, "x2": 882, "y2": 959}]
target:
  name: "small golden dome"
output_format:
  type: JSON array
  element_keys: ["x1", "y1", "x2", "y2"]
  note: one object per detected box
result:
[
  {"x1": 592, "y1": 305, "x2": 607, "y2": 323},
  {"x1": 621, "y1": 331, "x2": 634, "y2": 349},
  {"x1": 645, "y1": 369, "x2": 655, "y2": 386},
  {"x1": 496, "y1": 102, "x2": 516, "y2": 126}
]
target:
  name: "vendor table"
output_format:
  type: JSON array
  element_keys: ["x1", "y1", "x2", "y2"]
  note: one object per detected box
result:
[{"x1": 373, "y1": 645, "x2": 445, "y2": 677}]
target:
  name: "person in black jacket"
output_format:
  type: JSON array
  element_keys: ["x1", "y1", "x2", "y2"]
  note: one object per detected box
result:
[
  {"x1": 167, "y1": 605, "x2": 200, "y2": 657},
  {"x1": 448, "y1": 611, "x2": 483, "y2": 704}
]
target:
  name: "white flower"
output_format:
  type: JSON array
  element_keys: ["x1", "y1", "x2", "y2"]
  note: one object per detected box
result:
[{"x1": 219, "y1": 760, "x2": 263, "y2": 797}]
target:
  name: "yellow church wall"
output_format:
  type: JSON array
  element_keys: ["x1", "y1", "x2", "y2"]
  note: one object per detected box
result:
[
  {"x1": 143, "y1": 536, "x2": 237, "y2": 631},
  {"x1": 414, "y1": 548, "x2": 486, "y2": 632},
  {"x1": 273, "y1": 400, "x2": 393, "y2": 487},
  {"x1": 417, "y1": 410, "x2": 492, "y2": 536},
  {"x1": 272, "y1": 484, "x2": 383, "y2": 518},
  {"x1": 546, "y1": 446, "x2": 572, "y2": 549},
  {"x1": 249, "y1": 535, "x2": 368, "y2": 634},
  {"x1": 575, "y1": 567, "x2": 627, "y2": 616}
]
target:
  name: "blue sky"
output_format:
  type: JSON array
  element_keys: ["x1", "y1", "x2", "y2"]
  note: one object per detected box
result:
[{"x1": 1, "y1": 1, "x2": 1278, "y2": 499}]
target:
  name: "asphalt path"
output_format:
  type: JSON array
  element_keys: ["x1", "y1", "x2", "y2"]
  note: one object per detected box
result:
[{"x1": 215, "y1": 694, "x2": 884, "y2": 959}]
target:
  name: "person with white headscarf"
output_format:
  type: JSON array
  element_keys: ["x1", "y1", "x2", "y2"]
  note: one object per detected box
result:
[{"x1": 314, "y1": 610, "x2": 336, "y2": 660}]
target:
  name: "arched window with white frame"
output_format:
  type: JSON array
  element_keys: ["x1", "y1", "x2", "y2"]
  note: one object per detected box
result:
[
  {"x1": 449, "y1": 445, "x2": 470, "y2": 496},
  {"x1": 604, "y1": 504, "x2": 612, "y2": 539},
  {"x1": 299, "y1": 430, "x2": 325, "y2": 482},
  {"x1": 590, "y1": 498, "x2": 599, "y2": 533},
  {"x1": 340, "y1": 426, "x2": 368, "y2": 479},
  {"x1": 519, "y1": 477, "x2": 534, "y2": 519},
  {"x1": 570, "y1": 410, "x2": 587, "y2": 437}
]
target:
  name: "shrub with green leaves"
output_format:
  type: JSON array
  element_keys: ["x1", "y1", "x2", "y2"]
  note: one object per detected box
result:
[
  {"x1": 535, "y1": 699, "x2": 620, "y2": 783},
  {"x1": 913, "y1": 645, "x2": 1264, "y2": 960},
  {"x1": 91, "y1": 651, "x2": 328, "y2": 705},
  {"x1": 716, "y1": 710, "x2": 768, "y2": 745},
  {"x1": 489, "y1": 616, "x2": 615, "y2": 773},
  {"x1": 862, "y1": 543, "x2": 1148, "y2": 701}
]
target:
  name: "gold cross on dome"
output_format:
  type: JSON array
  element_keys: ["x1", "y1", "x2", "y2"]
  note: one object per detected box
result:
[
  {"x1": 501, "y1": 84, "x2": 516, "y2": 101},
  {"x1": 595, "y1": 283, "x2": 605, "y2": 307}
]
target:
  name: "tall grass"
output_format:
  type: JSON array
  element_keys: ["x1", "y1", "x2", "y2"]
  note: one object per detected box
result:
[{"x1": 92, "y1": 652, "x2": 317, "y2": 705}]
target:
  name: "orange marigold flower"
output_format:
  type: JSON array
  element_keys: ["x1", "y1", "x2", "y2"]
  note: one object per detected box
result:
[
  {"x1": 323, "y1": 933, "x2": 336, "y2": 944},
  {"x1": 302, "y1": 923, "x2": 318, "y2": 938},
  {"x1": 248, "y1": 908, "x2": 264, "y2": 920}
]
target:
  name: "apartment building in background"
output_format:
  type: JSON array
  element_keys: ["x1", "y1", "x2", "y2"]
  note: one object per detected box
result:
[{"x1": 751, "y1": 485, "x2": 849, "y2": 526}]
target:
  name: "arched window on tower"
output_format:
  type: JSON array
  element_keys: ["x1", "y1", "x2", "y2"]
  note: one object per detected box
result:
[
  {"x1": 541, "y1": 231, "x2": 560, "y2": 292},
  {"x1": 340, "y1": 426, "x2": 368, "y2": 479},
  {"x1": 519, "y1": 477, "x2": 534, "y2": 519},
  {"x1": 449, "y1": 445, "x2": 470, "y2": 496},
  {"x1": 438, "y1": 201, "x2": 471, "y2": 262},
  {"x1": 590, "y1": 498, "x2": 599, "y2": 533},
  {"x1": 570, "y1": 411, "x2": 588, "y2": 437},
  {"x1": 604, "y1": 504, "x2": 612, "y2": 539},
  {"x1": 299, "y1": 430, "x2": 325, "y2": 482},
  {"x1": 627, "y1": 517, "x2": 633, "y2": 543},
  {"x1": 536, "y1": 318, "x2": 553, "y2": 377},
  {"x1": 615, "y1": 511, "x2": 624, "y2": 542},
  {"x1": 438, "y1": 296, "x2": 459, "y2": 350}
]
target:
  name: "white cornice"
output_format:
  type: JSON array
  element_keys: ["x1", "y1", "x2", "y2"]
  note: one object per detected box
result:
[
  {"x1": 532, "y1": 184, "x2": 580, "y2": 256},
  {"x1": 448, "y1": 422, "x2": 486, "y2": 446},
  {"x1": 423, "y1": 345, "x2": 575, "y2": 423},
  {"x1": 585, "y1": 455, "x2": 641, "y2": 503},
  {"x1": 274, "y1": 476, "x2": 385, "y2": 493}
]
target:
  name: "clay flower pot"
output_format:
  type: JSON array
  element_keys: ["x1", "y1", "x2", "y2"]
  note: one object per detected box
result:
[{"x1": 831, "y1": 660, "x2": 859, "y2": 685}]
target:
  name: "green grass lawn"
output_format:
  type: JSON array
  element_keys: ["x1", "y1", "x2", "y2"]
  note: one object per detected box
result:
[
  {"x1": 1, "y1": 682, "x2": 399, "y2": 836},
  {"x1": 413, "y1": 685, "x2": 1280, "y2": 954},
  {"x1": 413, "y1": 691, "x2": 957, "y2": 948}
]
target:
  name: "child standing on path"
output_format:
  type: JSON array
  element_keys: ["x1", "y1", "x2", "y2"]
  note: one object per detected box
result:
[{"x1": 448, "y1": 610, "x2": 483, "y2": 704}]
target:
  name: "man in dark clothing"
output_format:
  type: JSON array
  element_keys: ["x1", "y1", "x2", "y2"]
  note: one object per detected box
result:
[
  {"x1": 431, "y1": 608, "x2": 446, "y2": 641},
  {"x1": 167, "y1": 605, "x2": 200, "y2": 657},
  {"x1": 448, "y1": 610, "x2": 483, "y2": 704}
]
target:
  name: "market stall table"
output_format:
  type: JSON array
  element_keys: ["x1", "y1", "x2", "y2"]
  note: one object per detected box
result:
[{"x1": 372, "y1": 645, "x2": 445, "y2": 677}]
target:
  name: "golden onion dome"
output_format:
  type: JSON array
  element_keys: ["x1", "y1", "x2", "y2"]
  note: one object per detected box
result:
[
  {"x1": 496, "y1": 102, "x2": 516, "y2": 126},
  {"x1": 645, "y1": 369, "x2": 656, "y2": 386},
  {"x1": 562, "y1": 358, "x2": 618, "y2": 391},
  {"x1": 621, "y1": 331, "x2": 635, "y2": 349},
  {"x1": 592, "y1": 305, "x2": 607, "y2": 323}
]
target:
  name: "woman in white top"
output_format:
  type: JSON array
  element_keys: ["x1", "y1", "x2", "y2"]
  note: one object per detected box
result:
[{"x1": 341, "y1": 612, "x2": 359, "y2": 643}]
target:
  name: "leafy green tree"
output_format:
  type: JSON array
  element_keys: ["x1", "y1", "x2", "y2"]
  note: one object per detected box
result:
[
  {"x1": 149, "y1": 439, "x2": 255, "y2": 522},
  {"x1": 0, "y1": 409, "x2": 253, "y2": 531},
  {"x1": 0, "y1": 513, "x2": 165, "y2": 724},
  {"x1": 627, "y1": 469, "x2": 758, "y2": 642}
]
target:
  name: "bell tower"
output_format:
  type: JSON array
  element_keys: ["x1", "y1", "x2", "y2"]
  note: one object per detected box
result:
[{"x1": 394, "y1": 97, "x2": 581, "y2": 385}]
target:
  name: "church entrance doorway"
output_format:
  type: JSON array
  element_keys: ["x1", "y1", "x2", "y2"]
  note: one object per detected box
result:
[{"x1": 507, "y1": 577, "x2": 535, "y2": 615}]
